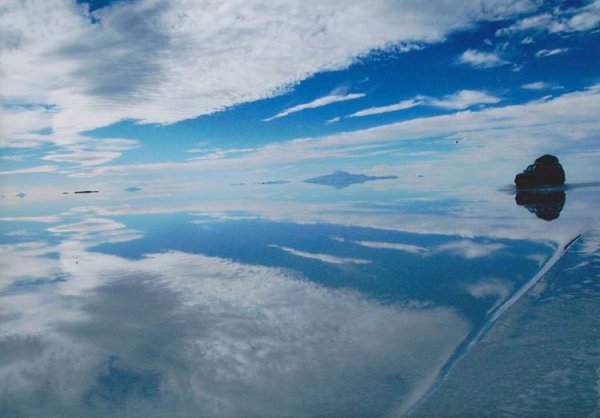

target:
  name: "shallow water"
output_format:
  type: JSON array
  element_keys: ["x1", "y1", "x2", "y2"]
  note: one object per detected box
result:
[{"x1": 0, "y1": 182, "x2": 598, "y2": 417}]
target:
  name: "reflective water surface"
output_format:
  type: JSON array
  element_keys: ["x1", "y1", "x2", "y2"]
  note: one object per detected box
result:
[{"x1": 0, "y1": 181, "x2": 599, "y2": 417}]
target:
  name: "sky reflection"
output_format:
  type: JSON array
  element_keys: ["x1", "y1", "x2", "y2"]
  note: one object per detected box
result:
[{"x1": 1, "y1": 181, "x2": 598, "y2": 416}]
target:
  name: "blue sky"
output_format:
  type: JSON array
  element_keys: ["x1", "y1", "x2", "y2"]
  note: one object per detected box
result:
[{"x1": 1, "y1": 0, "x2": 599, "y2": 197}]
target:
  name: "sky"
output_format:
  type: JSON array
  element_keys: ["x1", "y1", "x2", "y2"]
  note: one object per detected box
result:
[{"x1": 1, "y1": 0, "x2": 600, "y2": 200}]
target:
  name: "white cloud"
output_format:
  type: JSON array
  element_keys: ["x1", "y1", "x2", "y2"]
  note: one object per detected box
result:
[
  {"x1": 0, "y1": 155, "x2": 26, "y2": 161},
  {"x1": 41, "y1": 138, "x2": 139, "y2": 166},
  {"x1": 184, "y1": 147, "x2": 256, "y2": 163},
  {"x1": 339, "y1": 90, "x2": 498, "y2": 120},
  {"x1": 0, "y1": 138, "x2": 138, "y2": 170},
  {"x1": 47, "y1": 218, "x2": 126, "y2": 235},
  {"x1": 427, "y1": 90, "x2": 501, "y2": 109},
  {"x1": 0, "y1": 216, "x2": 60, "y2": 223},
  {"x1": 263, "y1": 93, "x2": 365, "y2": 121},
  {"x1": 353, "y1": 240, "x2": 429, "y2": 254},
  {"x1": 467, "y1": 278, "x2": 511, "y2": 299},
  {"x1": 457, "y1": 49, "x2": 508, "y2": 68},
  {"x1": 578, "y1": 228, "x2": 600, "y2": 258},
  {"x1": 42, "y1": 149, "x2": 121, "y2": 166},
  {"x1": 0, "y1": 241, "x2": 61, "y2": 288},
  {"x1": 496, "y1": 12, "x2": 555, "y2": 36},
  {"x1": 436, "y1": 240, "x2": 506, "y2": 259},
  {"x1": 521, "y1": 81, "x2": 552, "y2": 90},
  {"x1": 0, "y1": 164, "x2": 59, "y2": 175},
  {"x1": 565, "y1": 0, "x2": 600, "y2": 32},
  {"x1": 349, "y1": 238, "x2": 506, "y2": 259},
  {"x1": 269, "y1": 244, "x2": 371, "y2": 265},
  {"x1": 535, "y1": 48, "x2": 570, "y2": 58},
  {"x1": 0, "y1": 105, "x2": 56, "y2": 148},
  {"x1": 497, "y1": 0, "x2": 600, "y2": 37},
  {"x1": 47, "y1": 217, "x2": 144, "y2": 244},
  {"x1": 347, "y1": 97, "x2": 425, "y2": 118},
  {"x1": 0, "y1": 0, "x2": 538, "y2": 147},
  {"x1": 465, "y1": 278, "x2": 512, "y2": 310}
]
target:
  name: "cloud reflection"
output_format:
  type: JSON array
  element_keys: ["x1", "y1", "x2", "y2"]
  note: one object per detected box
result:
[{"x1": 0, "y1": 219, "x2": 471, "y2": 417}]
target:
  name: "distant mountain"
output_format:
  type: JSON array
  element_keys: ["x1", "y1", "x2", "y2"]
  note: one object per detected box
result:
[
  {"x1": 304, "y1": 170, "x2": 398, "y2": 189},
  {"x1": 124, "y1": 186, "x2": 142, "y2": 192}
]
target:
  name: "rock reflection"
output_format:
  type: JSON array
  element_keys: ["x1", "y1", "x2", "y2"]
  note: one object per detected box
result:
[{"x1": 515, "y1": 190, "x2": 566, "y2": 221}]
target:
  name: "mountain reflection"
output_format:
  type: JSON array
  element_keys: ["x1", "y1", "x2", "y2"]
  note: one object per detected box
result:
[{"x1": 515, "y1": 190, "x2": 566, "y2": 221}]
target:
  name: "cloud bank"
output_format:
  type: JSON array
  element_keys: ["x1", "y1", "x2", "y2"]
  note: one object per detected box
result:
[{"x1": 0, "y1": 0, "x2": 537, "y2": 147}]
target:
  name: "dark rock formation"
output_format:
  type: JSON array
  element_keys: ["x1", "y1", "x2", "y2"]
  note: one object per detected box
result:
[
  {"x1": 515, "y1": 155, "x2": 565, "y2": 189},
  {"x1": 304, "y1": 170, "x2": 398, "y2": 189},
  {"x1": 516, "y1": 190, "x2": 565, "y2": 221}
]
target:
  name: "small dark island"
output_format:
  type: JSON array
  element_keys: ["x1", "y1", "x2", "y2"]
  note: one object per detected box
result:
[{"x1": 515, "y1": 155, "x2": 565, "y2": 189}]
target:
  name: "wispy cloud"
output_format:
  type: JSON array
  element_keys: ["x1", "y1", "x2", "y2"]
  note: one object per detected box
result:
[
  {"x1": 457, "y1": 49, "x2": 508, "y2": 68},
  {"x1": 185, "y1": 147, "x2": 255, "y2": 162},
  {"x1": 0, "y1": 105, "x2": 56, "y2": 148},
  {"x1": 521, "y1": 81, "x2": 552, "y2": 90},
  {"x1": 465, "y1": 278, "x2": 512, "y2": 310},
  {"x1": 343, "y1": 238, "x2": 505, "y2": 259},
  {"x1": 342, "y1": 90, "x2": 498, "y2": 119},
  {"x1": 436, "y1": 240, "x2": 506, "y2": 259},
  {"x1": 263, "y1": 93, "x2": 365, "y2": 121},
  {"x1": 427, "y1": 90, "x2": 501, "y2": 109},
  {"x1": 42, "y1": 150, "x2": 121, "y2": 166},
  {"x1": 0, "y1": 216, "x2": 60, "y2": 223},
  {"x1": 0, "y1": 155, "x2": 26, "y2": 162},
  {"x1": 466, "y1": 278, "x2": 511, "y2": 300},
  {"x1": 269, "y1": 244, "x2": 371, "y2": 265},
  {"x1": 41, "y1": 138, "x2": 139, "y2": 166},
  {"x1": 352, "y1": 240, "x2": 429, "y2": 254},
  {"x1": 496, "y1": 0, "x2": 600, "y2": 37},
  {"x1": 496, "y1": 13, "x2": 556, "y2": 37},
  {"x1": 535, "y1": 48, "x2": 570, "y2": 58},
  {"x1": 0, "y1": 165, "x2": 59, "y2": 176},
  {"x1": 47, "y1": 217, "x2": 144, "y2": 244},
  {"x1": 347, "y1": 98, "x2": 425, "y2": 118}
]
